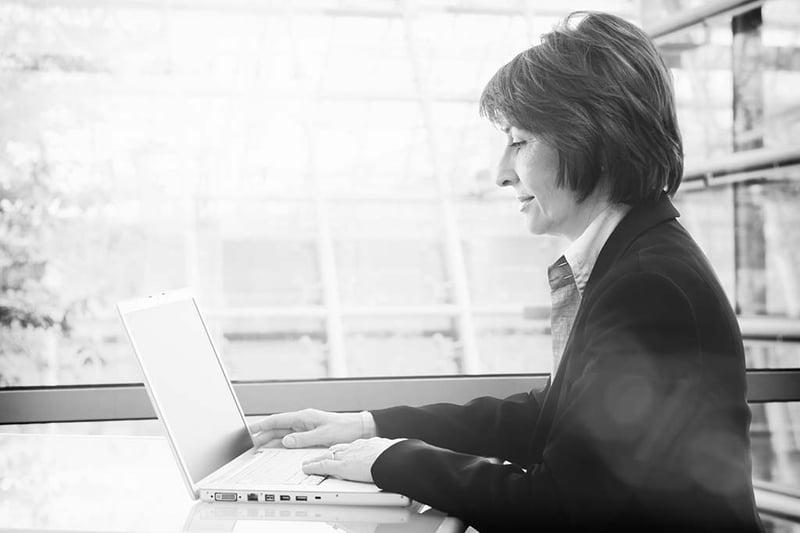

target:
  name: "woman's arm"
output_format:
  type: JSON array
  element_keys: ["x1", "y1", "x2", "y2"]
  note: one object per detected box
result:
[{"x1": 370, "y1": 388, "x2": 545, "y2": 465}]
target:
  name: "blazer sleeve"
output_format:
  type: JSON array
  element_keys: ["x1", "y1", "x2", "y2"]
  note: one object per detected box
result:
[
  {"x1": 371, "y1": 387, "x2": 546, "y2": 465},
  {"x1": 372, "y1": 438, "x2": 566, "y2": 530},
  {"x1": 371, "y1": 271, "x2": 714, "y2": 530}
]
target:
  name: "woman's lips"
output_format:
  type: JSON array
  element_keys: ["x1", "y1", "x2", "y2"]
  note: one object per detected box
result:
[{"x1": 518, "y1": 195, "x2": 535, "y2": 212}]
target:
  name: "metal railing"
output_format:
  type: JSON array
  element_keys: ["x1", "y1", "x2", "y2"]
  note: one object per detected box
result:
[
  {"x1": 682, "y1": 145, "x2": 800, "y2": 191},
  {"x1": 755, "y1": 481, "x2": 800, "y2": 523},
  {"x1": 647, "y1": 0, "x2": 766, "y2": 40},
  {"x1": 1, "y1": 369, "x2": 799, "y2": 426}
]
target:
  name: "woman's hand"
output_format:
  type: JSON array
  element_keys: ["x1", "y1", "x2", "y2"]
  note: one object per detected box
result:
[
  {"x1": 248, "y1": 409, "x2": 375, "y2": 448},
  {"x1": 301, "y1": 438, "x2": 404, "y2": 483}
]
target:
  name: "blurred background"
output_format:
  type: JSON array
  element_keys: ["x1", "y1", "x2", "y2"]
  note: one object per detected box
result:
[{"x1": 1, "y1": 0, "x2": 799, "y2": 515}]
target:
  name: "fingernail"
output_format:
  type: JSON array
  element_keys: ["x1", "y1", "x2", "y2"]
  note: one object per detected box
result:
[{"x1": 283, "y1": 435, "x2": 296, "y2": 447}]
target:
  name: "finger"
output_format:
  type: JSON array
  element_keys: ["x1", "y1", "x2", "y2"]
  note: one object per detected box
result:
[
  {"x1": 302, "y1": 459, "x2": 342, "y2": 477},
  {"x1": 251, "y1": 429, "x2": 292, "y2": 446},
  {"x1": 249, "y1": 412, "x2": 309, "y2": 433},
  {"x1": 329, "y1": 443, "x2": 349, "y2": 453},
  {"x1": 259, "y1": 438, "x2": 288, "y2": 449},
  {"x1": 303, "y1": 451, "x2": 333, "y2": 465},
  {"x1": 283, "y1": 427, "x2": 329, "y2": 448}
]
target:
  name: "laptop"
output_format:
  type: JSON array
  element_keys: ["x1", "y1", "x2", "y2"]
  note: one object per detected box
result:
[{"x1": 117, "y1": 288, "x2": 410, "y2": 507}]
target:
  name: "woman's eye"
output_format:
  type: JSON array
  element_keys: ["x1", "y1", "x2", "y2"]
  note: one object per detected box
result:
[{"x1": 509, "y1": 140, "x2": 526, "y2": 150}]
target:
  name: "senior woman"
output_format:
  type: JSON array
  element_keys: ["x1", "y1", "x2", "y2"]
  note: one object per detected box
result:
[{"x1": 250, "y1": 12, "x2": 763, "y2": 532}]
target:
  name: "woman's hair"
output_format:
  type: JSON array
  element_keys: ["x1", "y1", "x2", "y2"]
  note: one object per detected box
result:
[{"x1": 479, "y1": 11, "x2": 683, "y2": 204}]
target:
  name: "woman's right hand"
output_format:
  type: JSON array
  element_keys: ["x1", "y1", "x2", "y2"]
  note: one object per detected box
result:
[{"x1": 248, "y1": 409, "x2": 375, "y2": 448}]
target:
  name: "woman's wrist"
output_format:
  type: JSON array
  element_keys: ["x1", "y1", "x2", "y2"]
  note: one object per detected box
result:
[{"x1": 360, "y1": 410, "x2": 377, "y2": 439}]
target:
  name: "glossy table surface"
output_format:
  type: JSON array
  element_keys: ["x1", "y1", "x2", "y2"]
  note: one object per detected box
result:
[{"x1": 0, "y1": 433, "x2": 462, "y2": 532}]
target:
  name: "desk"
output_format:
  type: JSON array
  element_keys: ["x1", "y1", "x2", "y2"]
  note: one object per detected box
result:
[{"x1": 0, "y1": 433, "x2": 463, "y2": 532}]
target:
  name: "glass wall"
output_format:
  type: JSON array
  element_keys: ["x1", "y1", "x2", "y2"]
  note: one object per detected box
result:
[{"x1": 0, "y1": 0, "x2": 580, "y2": 386}]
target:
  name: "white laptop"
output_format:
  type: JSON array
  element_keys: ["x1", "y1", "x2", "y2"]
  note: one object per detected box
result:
[{"x1": 117, "y1": 288, "x2": 410, "y2": 507}]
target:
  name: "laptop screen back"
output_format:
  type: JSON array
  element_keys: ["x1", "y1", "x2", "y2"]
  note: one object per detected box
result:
[{"x1": 120, "y1": 294, "x2": 252, "y2": 487}]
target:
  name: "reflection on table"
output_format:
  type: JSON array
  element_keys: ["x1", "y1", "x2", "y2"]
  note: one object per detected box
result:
[
  {"x1": 184, "y1": 501, "x2": 455, "y2": 532},
  {"x1": 0, "y1": 432, "x2": 461, "y2": 533}
]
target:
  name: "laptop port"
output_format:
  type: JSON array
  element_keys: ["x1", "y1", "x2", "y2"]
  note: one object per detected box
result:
[
  {"x1": 214, "y1": 492, "x2": 237, "y2": 502},
  {"x1": 265, "y1": 494, "x2": 275, "y2": 502},
  {"x1": 295, "y1": 496, "x2": 307, "y2": 502},
  {"x1": 279, "y1": 495, "x2": 290, "y2": 501},
  {"x1": 247, "y1": 493, "x2": 258, "y2": 501}
]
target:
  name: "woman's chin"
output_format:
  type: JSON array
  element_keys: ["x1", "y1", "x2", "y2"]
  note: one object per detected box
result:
[{"x1": 524, "y1": 216, "x2": 548, "y2": 235}]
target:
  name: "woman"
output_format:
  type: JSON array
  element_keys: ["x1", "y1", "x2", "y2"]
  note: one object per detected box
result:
[{"x1": 250, "y1": 12, "x2": 763, "y2": 532}]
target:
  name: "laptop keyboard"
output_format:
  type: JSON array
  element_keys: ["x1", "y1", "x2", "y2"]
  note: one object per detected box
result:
[{"x1": 228, "y1": 449, "x2": 326, "y2": 486}]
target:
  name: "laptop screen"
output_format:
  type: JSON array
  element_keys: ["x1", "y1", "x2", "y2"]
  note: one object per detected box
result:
[{"x1": 120, "y1": 294, "x2": 252, "y2": 487}]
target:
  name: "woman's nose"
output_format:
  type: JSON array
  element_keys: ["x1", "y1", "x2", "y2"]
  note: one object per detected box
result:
[{"x1": 495, "y1": 169, "x2": 518, "y2": 188}]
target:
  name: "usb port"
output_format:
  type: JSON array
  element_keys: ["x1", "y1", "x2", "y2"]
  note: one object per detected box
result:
[
  {"x1": 280, "y1": 495, "x2": 290, "y2": 501},
  {"x1": 247, "y1": 493, "x2": 258, "y2": 501},
  {"x1": 265, "y1": 494, "x2": 275, "y2": 502},
  {"x1": 296, "y1": 496, "x2": 307, "y2": 501}
]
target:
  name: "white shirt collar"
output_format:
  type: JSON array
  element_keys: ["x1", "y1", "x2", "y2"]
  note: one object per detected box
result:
[{"x1": 563, "y1": 203, "x2": 632, "y2": 296}]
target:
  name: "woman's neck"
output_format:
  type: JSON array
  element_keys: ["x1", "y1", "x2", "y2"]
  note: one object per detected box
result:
[{"x1": 563, "y1": 190, "x2": 614, "y2": 242}]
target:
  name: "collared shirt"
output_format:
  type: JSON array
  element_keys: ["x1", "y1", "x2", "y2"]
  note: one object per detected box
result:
[{"x1": 548, "y1": 203, "x2": 632, "y2": 375}]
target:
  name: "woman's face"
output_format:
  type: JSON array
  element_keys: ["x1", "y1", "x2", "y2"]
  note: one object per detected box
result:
[{"x1": 494, "y1": 121, "x2": 588, "y2": 240}]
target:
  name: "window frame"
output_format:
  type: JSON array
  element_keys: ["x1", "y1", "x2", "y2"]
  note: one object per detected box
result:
[{"x1": 1, "y1": 369, "x2": 799, "y2": 425}]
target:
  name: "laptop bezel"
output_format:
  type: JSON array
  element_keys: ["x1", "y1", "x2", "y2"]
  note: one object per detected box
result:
[{"x1": 117, "y1": 288, "x2": 253, "y2": 500}]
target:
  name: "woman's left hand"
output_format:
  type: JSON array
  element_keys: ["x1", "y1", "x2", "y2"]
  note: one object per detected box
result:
[{"x1": 301, "y1": 437, "x2": 404, "y2": 483}]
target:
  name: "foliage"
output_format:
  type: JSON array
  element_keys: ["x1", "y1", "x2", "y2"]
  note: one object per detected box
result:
[{"x1": 0, "y1": 56, "x2": 85, "y2": 384}]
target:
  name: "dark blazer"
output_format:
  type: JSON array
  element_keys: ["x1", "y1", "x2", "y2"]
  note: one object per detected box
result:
[{"x1": 370, "y1": 197, "x2": 763, "y2": 532}]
